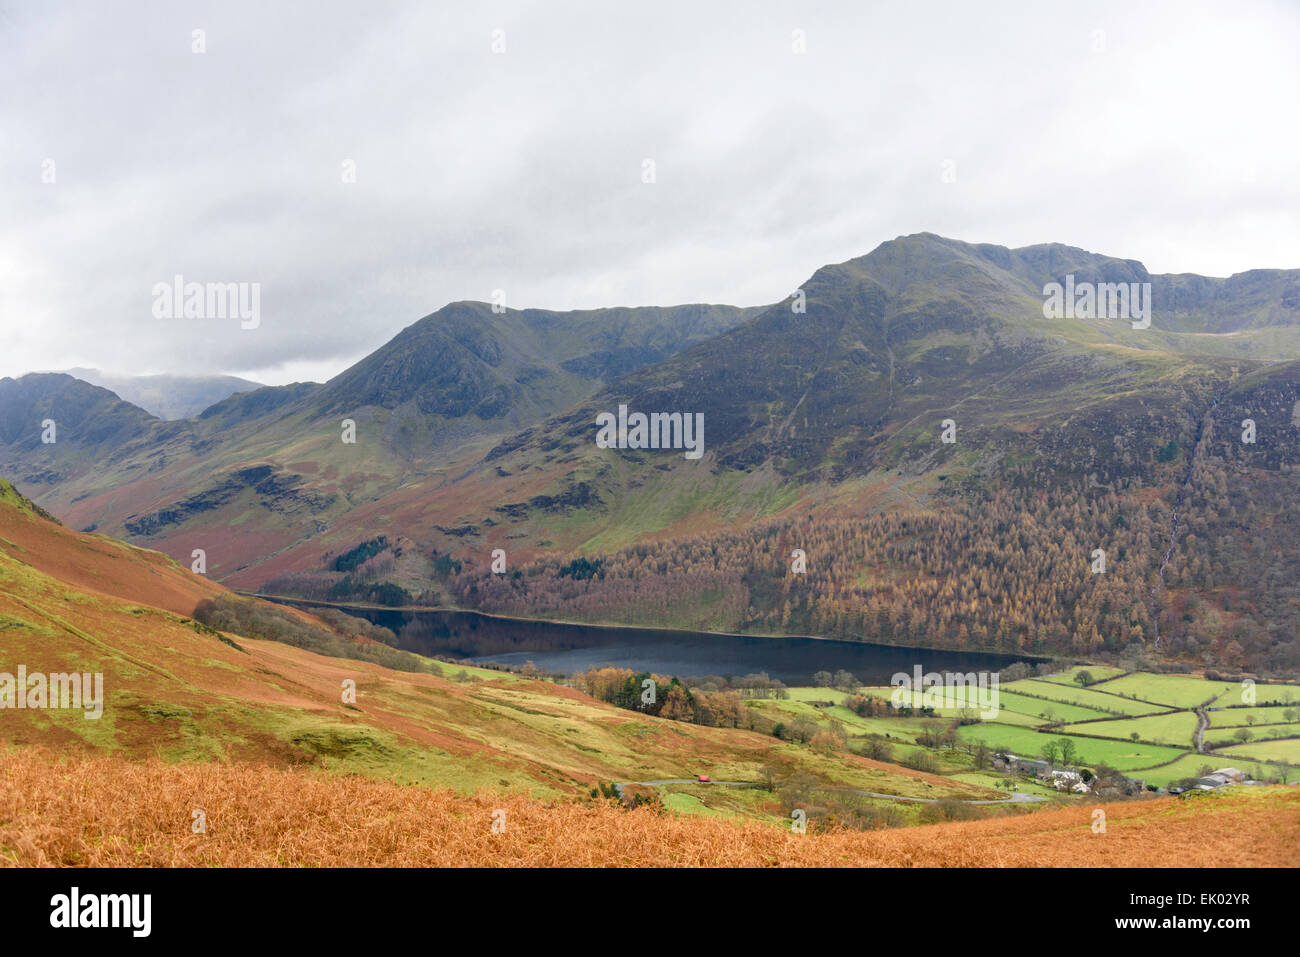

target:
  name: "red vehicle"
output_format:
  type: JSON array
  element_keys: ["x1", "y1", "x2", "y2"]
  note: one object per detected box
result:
[{"x1": 697, "y1": 775, "x2": 711, "y2": 783}]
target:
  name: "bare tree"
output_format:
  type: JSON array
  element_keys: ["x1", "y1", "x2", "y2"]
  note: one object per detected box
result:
[{"x1": 861, "y1": 735, "x2": 894, "y2": 762}]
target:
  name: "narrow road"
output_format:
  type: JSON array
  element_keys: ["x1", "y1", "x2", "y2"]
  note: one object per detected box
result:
[
  {"x1": 617, "y1": 780, "x2": 1046, "y2": 805},
  {"x1": 1194, "y1": 709, "x2": 1209, "y2": 753}
]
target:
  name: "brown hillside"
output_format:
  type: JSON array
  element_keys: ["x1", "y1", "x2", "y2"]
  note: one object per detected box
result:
[
  {"x1": 0, "y1": 479, "x2": 222, "y2": 616},
  {"x1": 2, "y1": 748, "x2": 1295, "y2": 867}
]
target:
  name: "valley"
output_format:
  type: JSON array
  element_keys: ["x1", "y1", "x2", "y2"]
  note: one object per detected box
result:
[
  {"x1": 4, "y1": 235, "x2": 1298, "y2": 672},
  {"x1": 8, "y1": 0, "x2": 1300, "y2": 912},
  {"x1": 0, "y1": 473, "x2": 1293, "y2": 836},
  {"x1": 4, "y1": 236, "x2": 1300, "y2": 868}
]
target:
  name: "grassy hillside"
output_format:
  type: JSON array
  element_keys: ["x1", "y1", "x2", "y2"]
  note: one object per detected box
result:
[{"x1": 0, "y1": 485, "x2": 993, "y2": 805}]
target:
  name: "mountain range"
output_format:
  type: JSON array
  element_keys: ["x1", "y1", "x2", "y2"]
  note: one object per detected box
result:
[
  {"x1": 3, "y1": 233, "x2": 1299, "y2": 670},
  {"x1": 51, "y1": 368, "x2": 263, "y2": 420}
]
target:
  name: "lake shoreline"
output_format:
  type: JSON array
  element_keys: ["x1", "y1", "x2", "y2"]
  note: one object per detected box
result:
[
  {"x1": 247, "y1": 591, "x2": 1051, "y2": 669},
  {"x1": 245, "y1": 590, "x2": 1055, "y2": 681}
]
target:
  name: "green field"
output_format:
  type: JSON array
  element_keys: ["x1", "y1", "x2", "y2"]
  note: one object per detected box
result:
[
  {"x1": 1209, "y1": 705, "x2": 1300, "y2": 726},
  {"x1": 993, "y1": 690, "x2": 1113, "y2": 722},
  {"x1": 973, "y1": 707, "x2": 1044, "y2": 728},
  {"x1": 1094, "y1": 673, "x2": 1240, "y2": 708},
  {"x1": 742, "y1": 698, "x2": 840, "y2": 732},
  {"x1": 758, "y1": 676, "x2": 1293, "y2": 796},
  {"x1": 1061, "y1": 711, "x2": 1201, "y2": 747},
  {"x1": 747, "y1": 696, "x2": 1002, "y2": 762},
  {"x1": 1250, "y1": 684, "x2": 1300, "y2": 706},
  {"x1": 1217, "y1": 739, "x2": 1300, "y2": 765},
  {"x1": 820, "y1": 705, "x2": 923, "y2": 738},
  {"x1": 819, "y1": 685, "x2": 1107, "y2": 724},
  {"x1": 746, "y1": 697, "x2": 931, "y2": 743},
  {"x1": 784, "y1": 687, "x2": 850, "y2": 704},
  {"x1": 858, "y1": 685, "x2": 998, "y2": 714},
  {"x1": 956, "y1": 722, "x2": 1186, "y2": 771},
  {"x1": 1002, "y1": 679, "x2": 1167, "y2": 716},
  {"x1": 1036, "y1": 665, "x2": 1126, "y2": 686},
  {"x1": 1203, "y1": 724, "x2": 1300, "y2": 746}
]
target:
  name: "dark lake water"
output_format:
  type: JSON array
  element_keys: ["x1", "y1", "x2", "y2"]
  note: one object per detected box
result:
[{"x1": 269, "y1": 599, "x2": 1039, "y2": 685}]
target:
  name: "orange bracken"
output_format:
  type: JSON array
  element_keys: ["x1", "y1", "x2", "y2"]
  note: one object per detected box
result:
[{"x1": 1, "y1": 748, "x2": 1295, "y2": 867}]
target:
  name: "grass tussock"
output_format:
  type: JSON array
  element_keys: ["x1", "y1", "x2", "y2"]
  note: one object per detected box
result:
[{"x1": 1, "y1": 748, "x2": 1296, "y2": 867}]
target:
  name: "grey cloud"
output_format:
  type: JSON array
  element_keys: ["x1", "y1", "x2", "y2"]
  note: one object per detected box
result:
[{"x1": 2, "y1": 0, "x2": 1298, "y2": 383}]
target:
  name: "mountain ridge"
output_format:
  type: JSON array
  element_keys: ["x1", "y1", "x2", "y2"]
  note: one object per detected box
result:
[{"x1": 4, "y1": 233, "x2": 1300, "y2": 669}]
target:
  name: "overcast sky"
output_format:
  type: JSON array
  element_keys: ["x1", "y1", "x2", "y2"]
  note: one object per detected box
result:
[{"x1": 3, "y1": 0, "x2": 1298, "y2": 385}]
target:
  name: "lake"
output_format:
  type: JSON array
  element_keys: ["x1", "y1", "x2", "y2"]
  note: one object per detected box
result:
[{"x1": 267, "y1": 599, "x2": 1040, "y2": 685}]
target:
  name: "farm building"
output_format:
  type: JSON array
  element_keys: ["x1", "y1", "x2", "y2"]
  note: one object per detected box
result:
[
  {"x1": 1192, "y1": 768, "x2": 1248, "y2": 790},
  {"x1": 1000, "y1": 754, "x2": 1052, "y2": 775},
  {"x1": 1046, "y1": 769, "x2": 1090, "y2": 793},
  {"x1": 996, "y1": 754, "x2": 1092, "y2": 791}
]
